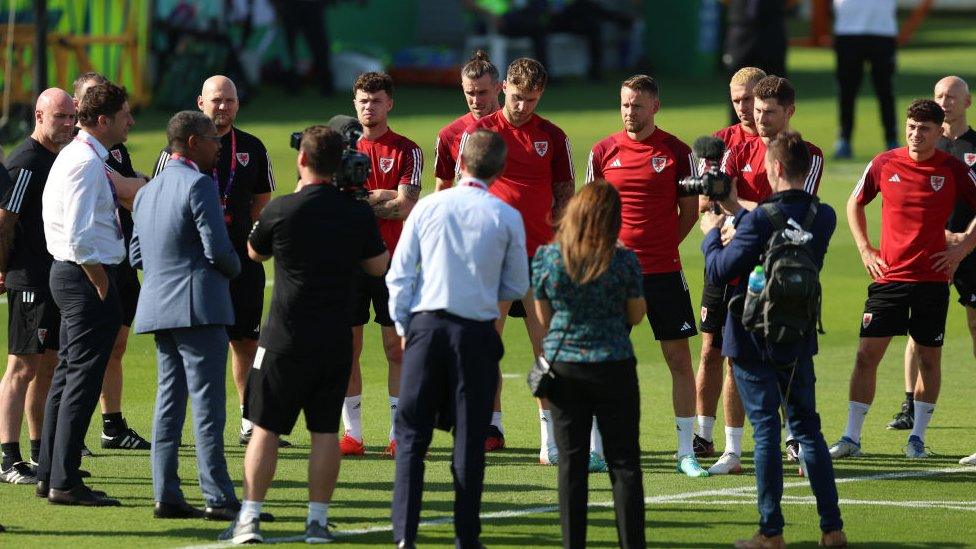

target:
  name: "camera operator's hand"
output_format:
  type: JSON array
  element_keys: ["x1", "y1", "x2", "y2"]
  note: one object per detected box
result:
[
  {"x1": 717, "y1": 177, "x2": 742, "y2": 216},
  {"x1": 698, "y1": 194, "x2": 713, "y2": 214},
  {"x1": 858, "y1": 245, "x2": 888, "y2": 280},
  {"x1": 699, "y1": 211, "x2": 726, "y2": 235},
  {"x1": 720, "y1": 224, "x2": 736, "y2": 247}
]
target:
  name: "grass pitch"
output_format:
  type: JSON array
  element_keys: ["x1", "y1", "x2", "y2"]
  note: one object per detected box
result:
[{"x1": 3, "y1": 13, "x2": 976, "y2": 548}]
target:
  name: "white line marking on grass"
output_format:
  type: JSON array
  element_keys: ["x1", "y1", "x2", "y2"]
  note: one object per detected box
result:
[
  {"x1": 501, "y1": 373, "x2": 521, "y2": 379},
  {"x1": 179, "y1": 465, "x2": 972, "y2": 547}
]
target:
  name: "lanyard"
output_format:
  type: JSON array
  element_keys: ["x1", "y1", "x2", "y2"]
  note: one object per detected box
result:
[
  {"x1": 75, "y1": 137, "x2": 124, "y2": 239},
  {"x1": 458, "y1": 177, "x2": 488, "y2": 191},
  {"x1": 213, "y1": 128, "x2": 237, "y2": 205},
  {"x1": 168, "y1": 153, "x2": 200, "y2": 172}
]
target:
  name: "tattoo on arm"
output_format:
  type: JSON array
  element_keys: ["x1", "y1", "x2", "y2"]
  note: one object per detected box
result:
[
  {"x1": 551, "y1": 180, "x2": 575, "y2": 222},
  {"x1": 374, "y1": 185, "x2": 420, "y2": 220}
]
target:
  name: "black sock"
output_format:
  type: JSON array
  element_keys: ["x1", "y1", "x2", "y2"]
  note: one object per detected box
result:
[
  {"x1": 1, "y1": 442, "x2": 22, "y2": 469},
  {"x1": 30, "y1": 439, "x2": 41, "y2": 463},
  {"x1": 905, "y1": 391, "x2": 915, "y2": 404},
  {"x1": 102, "y1": 412, "x2": 126, "y2": 437}
]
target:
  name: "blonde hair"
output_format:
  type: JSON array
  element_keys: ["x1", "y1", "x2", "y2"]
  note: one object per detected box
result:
[
  {"x1": 730, "y1": 67, "x2": 767, "y2": 87},
  {"x1": 556, "y1": 181, "x2": 622, "y2": 285}
]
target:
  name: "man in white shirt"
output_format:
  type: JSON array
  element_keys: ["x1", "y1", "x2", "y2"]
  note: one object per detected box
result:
[
  {"x1": 386, "y1": 129, "x2": 528, "y2": 549},
  {"x1": 36, "y1": 82, "x2": 133, "y2": 506},
  {"x1": 832, "y1": 0, "x2": 898, "y2": 158}
]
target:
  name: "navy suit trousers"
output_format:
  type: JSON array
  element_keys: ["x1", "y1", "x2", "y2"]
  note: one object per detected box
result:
[{"x1": 392, "y1": 312, "x2": 502, "y2": 549}]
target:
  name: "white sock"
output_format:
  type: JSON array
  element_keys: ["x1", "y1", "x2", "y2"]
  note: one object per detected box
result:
[
  {"x1": 342, "y1": 395, "x2": 363, "y2": 441},
  {"x1": 239, "y1": 500, "x2": 263, "y2": 524},
  {"x1": 240, "y1": 406, "x2": 253, "y2": 432},
  {"x1": 491, "y1": 411, "x2": 504, "y2": 434},
  {"x1": 389, "y1": 396, "x2": 399, "y2": 443},
  {"x1": 697, "y1": 415, "x2": 716, "y2": 442},
  {"x1": 843, "y1": 401, "x2": 871, "y2": 443},
  {"x1": 307, "y1": 501, "x2": 329, "y2": 526},
  {"x1": 540, "y1": 410, "x2": 555, "y2": 450},
  {"x1": 909, "y1": 400, "x2": 935, "y2": 442},
  {"x1": 676, "y1": 416, "x2": 695, "y2": 457},
  {"x1": 589, "y1": 418, "x2": 604, "y2": 458},
  {"x1": 725, "y1": 426, "x2": 744, "y2": 456},
  {"x1": 784, "y1": 419, "x2": 794, "y2": 442}
]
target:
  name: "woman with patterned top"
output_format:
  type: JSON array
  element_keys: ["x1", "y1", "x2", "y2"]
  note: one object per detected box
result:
[{"x1": 532, "y1": 181, "x2": 647, "y2": 549}]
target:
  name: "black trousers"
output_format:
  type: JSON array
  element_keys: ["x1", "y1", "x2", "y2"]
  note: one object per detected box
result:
[
  {"x1": 37, "y1": 261, "x2": 121, "y2": 490},
  {"x1": 391, "y1": 312, "x2": 502, "y2": 549},
  {"x1": 271, "y1": 0, "x2": 334, "y2": 94},
  {"x1": 834, "y1": 34, "x2": 897, "y2": 143},
  {"x1": 548, "y1": 357, "x2": 645, "y2": 549}
]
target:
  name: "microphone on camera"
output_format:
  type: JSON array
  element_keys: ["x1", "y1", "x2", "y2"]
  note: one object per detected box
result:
[
  {"x1": 326, "y1": 115, "x2": 364, "y2": 143},
  {"x1": 692, "y1": 136, "x2": 726, "y2": 163}
]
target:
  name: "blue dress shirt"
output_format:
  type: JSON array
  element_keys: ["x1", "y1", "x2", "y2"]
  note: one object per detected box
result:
[{"x1": 386, "y1": 177, "x2": 529, "y2": 336}]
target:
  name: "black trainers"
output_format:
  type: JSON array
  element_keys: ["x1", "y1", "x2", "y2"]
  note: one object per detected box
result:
[
  {"x1": 887, "y1": 401, "x2": 914, "y2": 430},
  {"x1": 692, "y1": 434, "x2": 715, "y2": 458},
  {"x1": 80, "y1": 444, "x2": 94, "y2": 457},
  {"x1": 101, "y1": 428, "x2": 151, "y2": 450},
  {"x1": 239, "y1": 426, "x2": 291, "y2": 448}
]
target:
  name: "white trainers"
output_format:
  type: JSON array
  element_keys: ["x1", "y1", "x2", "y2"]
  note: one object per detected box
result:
[
  {"x1": 959, "y1": 452, "x2": 976, "y2": 466},
  {"x1": 707, "y1": 452, "x2": 743, "y2": 475},
  {"x1": 828, "y1": 436, "x2": 861, "y2": 459}
]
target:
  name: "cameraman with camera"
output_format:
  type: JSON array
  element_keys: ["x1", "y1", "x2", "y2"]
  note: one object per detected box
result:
[
  {"x1": 218, "y1": 126, "x2": 389, "y2": 544},
  {"x1": 586, "y1": 75, "x2": 706, "y2": 477},
  {"x1": 700, "y1": 131, "x2": 844, "y2": 549}
]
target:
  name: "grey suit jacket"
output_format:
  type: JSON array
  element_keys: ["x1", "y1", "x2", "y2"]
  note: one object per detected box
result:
[{"x1": 130, "y1": 159, "x2": 241, "y2": 333}]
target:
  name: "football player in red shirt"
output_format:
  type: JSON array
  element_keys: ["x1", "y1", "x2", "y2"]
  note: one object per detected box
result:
[
  {"x1": 434, "y1": 50, "x2": 501, "y2": 192},
  {"x1": 458, "y1": 58, "x2": 575, "y2": 465},
  {"x1": 694, "y1": 67, "x2": 766, "y2": 474},
  {"x1": 831, "y1": 99, "x2": 976, "y2": 460},
  {"x1": 340, "y1": 72, "x2": 423, "y2": 458},
  {"x1": 894, "y1": 77, "x2": 976, "y2": 438},
  {"x1": 587, "y1": 75, "x2": 707, "y2": 477}
]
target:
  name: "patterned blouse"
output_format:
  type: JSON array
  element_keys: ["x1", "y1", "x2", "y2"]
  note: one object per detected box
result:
[{"x1": 532, "y1": 243, "x2": 643, "y2": 363}]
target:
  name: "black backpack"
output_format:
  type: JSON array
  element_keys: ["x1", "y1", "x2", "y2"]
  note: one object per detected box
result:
[{"x1": 741, "y1": 199, "x2": 824, "y2": 351}]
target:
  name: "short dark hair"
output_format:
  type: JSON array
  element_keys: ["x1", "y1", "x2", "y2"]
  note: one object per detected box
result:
[
  {"x1": 461, "y1": 129, "x2": 507, "y2": 180},
  {"x1": 353, "y1": 72, "x2": 394, "y2": 98},
  {"x1": 766, "y1": 130, "x2": 811, "y2": 183},
  {"x1": 462, "y1": 49, "x2": 499, "y2": 82},
  {"x1": 621, "y1": 74, "x2": 658, "y2": 97},
  {"x1": 506, "y1": 58, "x2": 547, "y2": 91},
  {"x1": 72, "y1": 71, "x2": 108, "y2": 98},
  {"x1": 301, "y1": 125, "x2": 344, "y2": 177},
  {"x1": 76, "y1": 83, "x2": 128, "y2": 128},
  {"x1": 906, "y1": 98, "x2": 945, "y2": 125},
  {"x1": 166, "y1": 111, "x2": 216, "y2": 153},
  {"x1": 753, "y1": 75, "x2": 796, "y2": 107}
]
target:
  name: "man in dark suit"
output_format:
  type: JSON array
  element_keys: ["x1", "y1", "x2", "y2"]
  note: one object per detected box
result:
[{"x1": 130, "y1": 111, "x2": 246, "y2": 520}]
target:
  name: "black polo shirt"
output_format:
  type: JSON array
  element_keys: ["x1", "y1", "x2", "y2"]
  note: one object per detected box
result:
[
  {"x1": 940, "y1": 128, "x2": 976, "y2": 234},
  {"x1": 248, "y1": 183, "x2": 386, "y2": 356},
  {"x1": 1, "y1": 138, "x2": 58, "y2": 290}
]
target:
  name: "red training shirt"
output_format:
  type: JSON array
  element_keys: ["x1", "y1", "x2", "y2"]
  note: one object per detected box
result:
[
  {"x1": 721, "y1": 138, "x2": 824, "y2": 202},
  {"x1": 587, "y1": 128, "x2": 695, "y2": 274},
  {"x1": 713, "y1": 123, "x2": 760, "y2": 151},
  {"x1": 459, "y1": 111, "x2": 574, "y2": 256},
  {"x1": 356, "y1": 128, "x2": 423, "y2": 254},
  {"x1": 853, "y1": 147, "x2": 976, "y2": 283},
  {"x1": 434, "y1": 112, "x2": 476, "y2": 181}
]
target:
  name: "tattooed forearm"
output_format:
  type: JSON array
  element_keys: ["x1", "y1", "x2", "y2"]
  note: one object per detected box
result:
[{"x1": 374, "y1": 185, "x2": 421, "y2": 220}]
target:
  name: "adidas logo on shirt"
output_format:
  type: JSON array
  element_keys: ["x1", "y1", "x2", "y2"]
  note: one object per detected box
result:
[
  {"x1": 610, "y1": 158, "x2": 622, "y2": 168},
  {"x1": 889, "y1": 174, "x2": 901, "y2": 182},
  {"x1": 743, "y1": 163, "x2": 753, "y2": 172},
  {"x1": 680, "y1": 321, "x2": 692, "y2": 331}
]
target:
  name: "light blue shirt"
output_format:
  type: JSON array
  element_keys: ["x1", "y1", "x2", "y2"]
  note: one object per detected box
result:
[{"x1": 386, "y1": 177, "x2": 529, "y2": 336}]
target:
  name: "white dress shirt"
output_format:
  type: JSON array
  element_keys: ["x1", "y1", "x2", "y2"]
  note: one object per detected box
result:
[
  {"x1": 386, "y1": 177, "x2": 530, "y2": 336},
  {"x1": 834, "y1": 0, "x2": 897, "y2": 37},
  {"x1": 42, "y1": 130, "x2": 126, "y2": 265}
]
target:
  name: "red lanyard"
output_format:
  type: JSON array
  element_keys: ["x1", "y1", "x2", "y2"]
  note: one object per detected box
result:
[
  {"x1": 168, "y1": 153, "x2": 200, "y2": 172},
  {"x1": 459, "y1": 178, "x2": 488, "y2": 191},
  {"x1": 75, "y1": 136, "x2": 123, "y2": 239},
  {"x1": 213, "y1": 128, "x2": 237, "y2": 206}
]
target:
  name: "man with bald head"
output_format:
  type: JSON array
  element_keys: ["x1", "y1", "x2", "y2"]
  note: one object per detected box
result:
[
  {"x1": 72, "y1": 71, "x2": 151, "y2": 453},
  {"x1": 0, "y1": 88, "x2": 76, "y2": 484},
  {"x1": 889, "y1": 77, "x2": 976, "y2": 435},
  {"x1": 152, "y1": 75, "x2": 279, "y2": 447}
]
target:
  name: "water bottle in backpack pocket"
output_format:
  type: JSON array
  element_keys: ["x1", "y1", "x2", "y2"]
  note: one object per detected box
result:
[{"x1": 741, "y1": 265, "x2": 765, "y2": 328}]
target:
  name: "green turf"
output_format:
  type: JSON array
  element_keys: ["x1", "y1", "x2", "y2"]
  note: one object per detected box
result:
[{"x1": 4, "y1": 12, "x2": 976, "y2": 548}]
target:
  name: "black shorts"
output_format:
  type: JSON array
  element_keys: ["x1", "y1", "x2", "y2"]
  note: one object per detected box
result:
[
  {"x1": 953, "y1": 258, "x2": 976, "y2": 309},
  {"x1": 700, "y1": 278, "x2": 736, "y2": 347},
  {"x1": 7, "y1": 289, "x2": 60, "y2": 355},
  {"x1": 643, "y1": 271, "x2": 698, "y2": 340},
  {"x1": 859, "y1": 282, "x2": 949, "y2": 347},
  {"x1": 507, "y1": 256, "x2": 534, "y2": 319},
  {"x1": 349, "y1": 271, "x2": 394, "y2": 327},
  {"x1": 116, "y1": 261, "x2": 141, "y2": 327},
  {"x1": 228, "y1": 259, "x2": 266, "y2": 341},
  {"x1": 244, "y1": 337, "x2": 353, "y2": 435}
]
